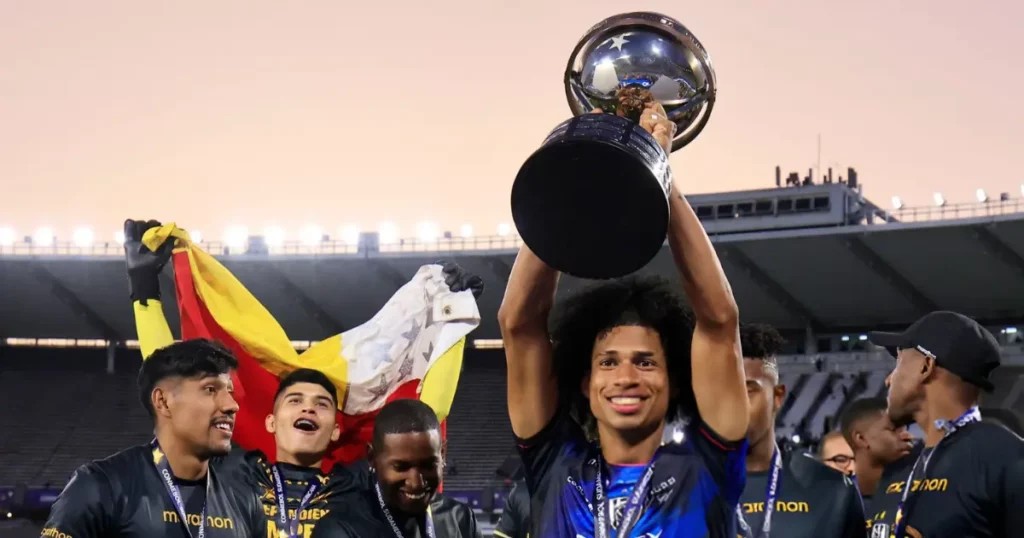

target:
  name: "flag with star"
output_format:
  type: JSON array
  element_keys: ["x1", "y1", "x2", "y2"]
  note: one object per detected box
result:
[{"x1": 140, "y1": 224, "x2": 480, "y2": 471}]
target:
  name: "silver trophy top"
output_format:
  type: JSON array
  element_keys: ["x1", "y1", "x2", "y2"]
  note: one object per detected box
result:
[{"x1": 564, "y1": 12, "x2": 716, "y2": 152}]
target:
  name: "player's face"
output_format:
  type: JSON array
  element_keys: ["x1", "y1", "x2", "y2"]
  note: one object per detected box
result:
[
  {"x1": 820, "y1": 436, "x2": 856, "y2": 475},
  {"x1": 371, "y1": 431, "x2": 443, "y2": 516},
  {"x1": 586, "y1": 325, "x2": 671, "y2": 438},
  {"x1": 861, "y1": 412, "x2": 914, "y2": 464},
  {"x1": 743, "y1": 359, "x2": 785, "y2": 445},
  {"x1": 885, "y1": 348, "x2": 928, "y2": 427},
  {"x1": 267, "y1": 382, "x2": 340, "y2": 462},
  {"x1": 166, "y1": 373, "x2": 237, "y2": 457}
]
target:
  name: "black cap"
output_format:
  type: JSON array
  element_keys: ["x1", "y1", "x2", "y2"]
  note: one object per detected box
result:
[{"x1": 868, "y1": 311, "x2": 1001, "y2": 392}]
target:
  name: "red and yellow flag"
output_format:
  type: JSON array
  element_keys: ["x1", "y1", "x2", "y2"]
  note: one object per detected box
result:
[{"x1": 140, "y1": 224, "x2": 480, "y2": 470}]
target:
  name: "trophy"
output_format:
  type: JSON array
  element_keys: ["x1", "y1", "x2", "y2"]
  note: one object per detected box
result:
[{"x1": 511, "y1": 12, "x2": 716, "y2": 279}]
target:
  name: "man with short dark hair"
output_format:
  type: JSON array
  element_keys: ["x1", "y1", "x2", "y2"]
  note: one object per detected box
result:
[
  {"x1": 41, "y1": 339, "x2": 267, "y2": 537},
  {"x1": 818, "y1": 431, "x2": 856, "y2": 476},
  {"x1": 311, "y1": 399, "x2": 481, "y2": 537},
  {"x1": 837, "y1": 397, "x2": 913, "y2": 508},
  {"x1": 494, "y1": 479, "x2": 530, "y2": 538},
  {"x1": 867, "y1": 311, "x2": 1024, "y2": 537},
  {"x1": 739, "y1": 323, "x2": 864, "y2": 538}
]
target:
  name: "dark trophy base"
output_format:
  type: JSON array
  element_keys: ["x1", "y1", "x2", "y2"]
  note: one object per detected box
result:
[{"x1": 512, "y1": 113, "x2": 673, "y2": 279}]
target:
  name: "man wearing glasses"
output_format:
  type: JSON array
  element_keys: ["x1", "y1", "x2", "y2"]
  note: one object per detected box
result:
[{"x1": 819, "y1": 431, "x2": 856, "y2": 475}]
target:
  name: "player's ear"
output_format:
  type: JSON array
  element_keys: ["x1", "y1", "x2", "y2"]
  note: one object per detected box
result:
[
  {"x1": 265, "y1": 414, "x2": 277, "y2": 434},
  {"x1": 773, "y1": 384, "x2": 787, "y2": 410},
  {"x1": 152, "y1": 385, "x2": 172, "y2": 419},
  {"x1": 581, "y1": 371, "x2": 591, "y2": 399},
  {"x1": 330, "y1": 423, "x2": 341, "y2": 442}
]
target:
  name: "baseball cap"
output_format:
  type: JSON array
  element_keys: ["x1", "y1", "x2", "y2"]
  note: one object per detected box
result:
[{"x1": 868, "y1": 311, "x2": 1001, "y2": 392}]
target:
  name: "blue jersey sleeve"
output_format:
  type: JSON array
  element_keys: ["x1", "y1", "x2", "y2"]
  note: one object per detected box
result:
[{"x1": 689, "y1": 421, "x2": 748, "y2": 504}]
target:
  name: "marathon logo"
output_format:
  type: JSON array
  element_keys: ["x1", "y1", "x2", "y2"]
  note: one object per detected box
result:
[
  {"x1": 41, "y1": 528, "x2": 73, "y2": 538},
  {"x1": 884, "y1": 477, "x2": 948, "y2": 494},
  {"x1": 742, "y1": 500, "x2": 810, "y2": 513},
  {"x1": 162, "y1": 511, "x2": 235, "y2": 530}
]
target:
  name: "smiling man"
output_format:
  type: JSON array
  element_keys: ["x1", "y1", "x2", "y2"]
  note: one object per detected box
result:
[
  {"x1": 41, "y1": 339, "x2": 267, "y2": 537},
  {"x1": 311, "y1": 399, "x2": 481, "y2": 537}
]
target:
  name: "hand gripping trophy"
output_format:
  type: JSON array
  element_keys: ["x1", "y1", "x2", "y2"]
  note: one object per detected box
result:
[{"x1": 512, "y1": 12, "x2": 716, "y2": 279}]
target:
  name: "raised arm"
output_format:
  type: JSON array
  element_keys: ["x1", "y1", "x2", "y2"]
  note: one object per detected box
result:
[
  {"x1": 666, "y1": 187, "x2": 747, "y2": 440},
  {"x1": 633, "y1": 103, "x2": 747, "y2": 442},
  {"x1": 124, "y1": 219, "x2": 175, "y2": 358},
  {"x1": 497, "y1": 245, "x2": 560, "y2": 439}
]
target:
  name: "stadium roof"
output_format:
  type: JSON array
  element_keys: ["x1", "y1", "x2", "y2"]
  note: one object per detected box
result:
[{"x1": 2, "y1": 210, "x2": 1022, "y2": 343}]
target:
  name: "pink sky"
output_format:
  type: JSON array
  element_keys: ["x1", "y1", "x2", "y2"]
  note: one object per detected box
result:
[{"x1": 1, "y1": 1, "x2": 1020, "y2": 243}]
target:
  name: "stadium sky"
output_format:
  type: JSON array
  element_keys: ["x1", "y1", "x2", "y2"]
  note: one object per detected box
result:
[{"x1": 1, "y1": 0, "x2": 1020, "y2": 244}]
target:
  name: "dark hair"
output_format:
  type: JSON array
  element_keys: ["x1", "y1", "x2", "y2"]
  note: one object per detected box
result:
[
  {"x1": 740, "y1": 323, "x2": 785, "y2": 360},
  {"x1": 137, "y1": 339, "x2": 238, "y2": 417},
  {"x1": 275, "y1": 368, "x2": 338, "y2": 407},
  {"x1": 837, "y1": 397, "x2": 887, "y2": 446},
  {"x1": 372, "y1": 399, "x2": 440, "y2": 450},
  {"x1": 549, "y1": 275, "x2": 695, "y2": 437}
]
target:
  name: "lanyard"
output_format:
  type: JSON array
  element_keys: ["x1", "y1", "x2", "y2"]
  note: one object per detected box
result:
[
  {"x1": 593, "y1": 454, "x2": 658, "y2": 538},
  {"x1": 375, "y1": 480, "x2": 435, "y2": 538},
  {"x1": 757, "y1": 445, "x2": 783, "y2": 538},
  {"x1": 893, "y1": 406, "x2": 981, "y2": 538},
  {"x1": 269, "y1": 464, "x2": 323, "y2": 538},
  {"x1": 151, "y1": 439, "x2": 208, "y2": 538}
]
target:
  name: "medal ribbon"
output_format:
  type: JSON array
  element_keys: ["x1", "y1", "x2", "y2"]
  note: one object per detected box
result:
[
  {"x1": 593, "y1": 452, "x2": 659, "y2": 538},
  {"x1": 375, "y1": 480, "x2": 435, "y2": 538},
  {"x1": 893, "y1": 406, "x2": 981, "y2": 538},
  {"x1": 151, "y1": 439, "x2": 208, "y2": 538},
  {"x1": 757, "y1": 445, "x2": 783, "y2": 538},
  {"x1": 269, "y1": 464, "x2": 323, "y2": 538}
]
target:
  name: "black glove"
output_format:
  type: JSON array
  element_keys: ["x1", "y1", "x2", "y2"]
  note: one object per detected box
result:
[
  {"x1": 124, "y1": 219, "x2": 174, "y2": 304},
  {"x1": 438, "y1": 261, "x2": 484, "y2": 299}
]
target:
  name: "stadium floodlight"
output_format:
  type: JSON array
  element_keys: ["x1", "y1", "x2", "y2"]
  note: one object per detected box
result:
[
  {"x1": 416, "y1": 221, "x2": 439, "y2": 242},
  {"x1": 0, "y1": 227, "x2": 15, "y2": 246},
  {"x1": 300, "y1": 225, "x2": 323, "y2": 246},
  {"x1": 459, "y1": 224, "x2": 474, "y2": 238},
  {"x1": 1004, "y1": 327, "x2": 1018, "y2": 335},
  {"x1": 933, "y1": 192, "x2": 946, "y2": 207},
  {"x1": 224, "y1": 226, "x2": 248, "y2": 250},
  {"x1": 891, "y1": 196, "x2": 903, "y2": 210},
  {"x1": 497, "y1": 222, "x2": 512, "y2": 236},
  {"x1": 378, "y1": 222, "x2": 399, "y2": 244},
  {"x1": 33, "y1": 227, "x2": 54, "y2": 247},
  {"x1": 340, "y1": 224, "x2": 360, "y2": 244},
  {"x1": 264, "y1": 226, "x2": 286, "y2": 247},
  {"x1": 72, "y1": 227, "x2": 94, "y2": 248},
  {"x1": 840, "y1": 335, "x2": 850, "y2": 342},
  {"x1": 976, "y1": 188, "x2": 988, "y2": 203},
  {"x1": 858, "y1": 334, "x2": 868, "y2": 341},
  {"x1": 114, "y1": 230, "x2": 126, "y2": 245}
]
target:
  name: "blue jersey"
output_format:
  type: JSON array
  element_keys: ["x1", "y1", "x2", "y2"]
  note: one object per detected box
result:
[{"x1": 517, "y1": 413, "x2": 747, "y2": 538}]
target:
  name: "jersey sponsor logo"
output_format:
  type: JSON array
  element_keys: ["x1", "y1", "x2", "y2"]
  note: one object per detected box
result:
[
  {"x1": 261, "y1": 505, "x2": 331, "y2": 521},
  {"x1": 41, "y1": 528, "x2": 73, "y2": 538},
  {"x1": 161, "y1": 511, "x2": 235, "y2": 530},
  {"x1": 884, "y1": 477, "x2": 948, "y2": 494},
  {"x1": 741, "y1": 500, "x2": 810, "y2": 513}
]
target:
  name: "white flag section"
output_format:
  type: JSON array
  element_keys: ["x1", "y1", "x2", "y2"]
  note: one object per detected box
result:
[{"x1": 339, "y1": 264, "x2": 481, "y2": 414}]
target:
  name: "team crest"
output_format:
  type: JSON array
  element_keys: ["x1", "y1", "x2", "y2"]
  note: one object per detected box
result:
[
  {"x1": 870, "y1": 522, "x2": 890, "y2": 538},
  {"x1": 609, "y1": 497, "x2": 628, "y2": 529}
]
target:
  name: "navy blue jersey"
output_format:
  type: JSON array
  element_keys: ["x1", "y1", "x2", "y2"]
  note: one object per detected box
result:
[{"x1": 517, "y1": 413, "x2": 747, "y2": 538}]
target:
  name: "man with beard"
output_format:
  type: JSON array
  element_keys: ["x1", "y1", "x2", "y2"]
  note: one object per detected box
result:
[
  {"x1": 41, "y1": 339, "x2": 267, "y2": 537},
  {"x1": 310, "y1": 399, "x2": 481, "y2": 537},
  {"x1": 494, "y1": 479, "x2": 530, "y2": 538},
  {"x1": 837, "y1": 397, "x2": 914, "y2": 514},
  {"x1": 738, "y1": 323, "x2": 864, "y2": 538},
  {"x1": 867, "y1": 311, "x2": 1024, "y2": 538}
]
